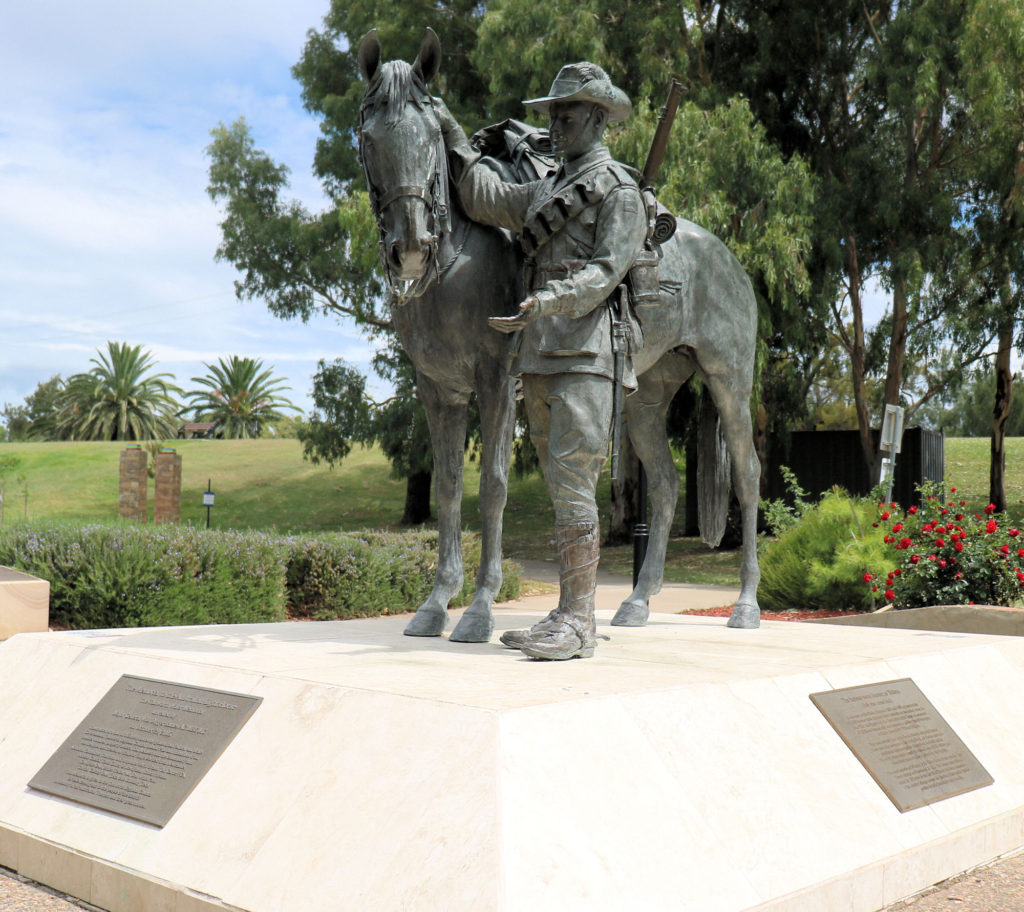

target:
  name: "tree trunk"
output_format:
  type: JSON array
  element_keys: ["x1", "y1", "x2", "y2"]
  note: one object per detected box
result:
[
  {"x1": 401, "y1": 470, "x2": 433, "y2": 525},
  {"x1": 607, "y1": 433, "x2": 641, "y2": 545},
  {"x1": 845, "y1": 236, "x2": 876, "y2": 475},
  {"x1": 990, "y1": 319, "x2": 1013, "y2": 512}
]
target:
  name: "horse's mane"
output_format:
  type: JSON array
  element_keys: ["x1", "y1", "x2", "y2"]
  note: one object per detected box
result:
[{"x1": 363, "y1": 60, "x2": 432, "y2": 126}]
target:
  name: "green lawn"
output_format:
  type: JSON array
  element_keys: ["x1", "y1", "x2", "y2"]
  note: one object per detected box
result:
[{"x1": 0, "y1": 436, "x2": 1018, "y2": 586}]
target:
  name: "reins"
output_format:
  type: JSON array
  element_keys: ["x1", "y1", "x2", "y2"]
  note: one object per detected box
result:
[{"x1": 359, "y1": 72, "x2": 453, "y2": 304}]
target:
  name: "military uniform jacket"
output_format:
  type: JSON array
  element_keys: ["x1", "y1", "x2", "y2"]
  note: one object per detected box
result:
[{"x1": 456, "y1": 146, "x2": 647, "y2": 383}]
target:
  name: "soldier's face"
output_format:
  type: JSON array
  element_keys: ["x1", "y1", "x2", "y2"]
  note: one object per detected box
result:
[{"x1": 549, "y1": 102, "x2": 604, "y2": 160}]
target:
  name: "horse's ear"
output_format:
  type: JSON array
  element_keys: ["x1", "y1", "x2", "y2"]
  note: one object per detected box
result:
[
  {"x1": 358, "y1": 29, "x2": 382, "y2": 83},
  {"x1": 413, "y1": 28, "x2": 441, "y2": 84}
]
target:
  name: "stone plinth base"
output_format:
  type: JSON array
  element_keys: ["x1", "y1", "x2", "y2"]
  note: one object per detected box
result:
[
  {"x1": 0, "y1": 567, "x2": 48, "y2": 640},
  {"x1": 2, "y1": 609, "x2": 1024, "y2": 911}
]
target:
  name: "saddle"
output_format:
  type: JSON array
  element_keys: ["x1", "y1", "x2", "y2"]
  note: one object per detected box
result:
[{"x1": 470, "y1": 119, "x2": 557, "y2": 183}]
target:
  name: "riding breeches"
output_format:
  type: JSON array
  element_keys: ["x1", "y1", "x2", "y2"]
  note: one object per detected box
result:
[{"x1": 521, "y1": 372, "x2": 614, "y2": 527}]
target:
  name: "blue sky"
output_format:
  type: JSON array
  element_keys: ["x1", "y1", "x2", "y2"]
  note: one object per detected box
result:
[{"x1": 0, "y1": 0, "x2": 371, "y2": 418}]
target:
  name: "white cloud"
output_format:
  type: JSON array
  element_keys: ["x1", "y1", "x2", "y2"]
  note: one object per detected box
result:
[{"x1": 0, "y1": 0, "x2": 376, "y2": 421}]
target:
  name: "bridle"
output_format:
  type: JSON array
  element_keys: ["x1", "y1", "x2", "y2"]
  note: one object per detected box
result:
[{"x1": 359, "y1": 77, "x2": 453, "y2": 304}]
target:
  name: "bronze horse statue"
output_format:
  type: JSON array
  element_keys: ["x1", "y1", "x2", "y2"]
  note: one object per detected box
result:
[{"x1": 357, "y1": 29, "x2": 761, "y2": 639}]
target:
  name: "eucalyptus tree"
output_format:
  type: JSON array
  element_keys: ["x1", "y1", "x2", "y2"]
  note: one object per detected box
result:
[
  {"x1": 185, "y1": 356, "x2": 300, "y2": 438},
  {"x1": 956, "y1": 0, "x2": 1024, "y2": 508},
  {"x1": 706, "y1": 0, "x2": 1024, "y2": 489},
  {"x1": 56, "y1": 342, "x2": 182, "y2": 441}
]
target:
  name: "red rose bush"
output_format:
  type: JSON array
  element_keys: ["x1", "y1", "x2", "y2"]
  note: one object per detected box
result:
[{"x1": 869, "y1": 483, "x2": 1024, "y2": 610}]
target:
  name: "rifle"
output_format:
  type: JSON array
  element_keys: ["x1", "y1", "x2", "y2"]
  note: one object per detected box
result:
[
  {"x1": 610, "y1": 78, "x2": 683, "y2": 482},
  {"x1": 642, "y1": 77, "x2": 684, "y2": 186}
]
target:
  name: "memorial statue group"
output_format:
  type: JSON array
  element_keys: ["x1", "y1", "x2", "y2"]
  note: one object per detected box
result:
[{"x1": 357, "y1": 30, "x2": 763, "y2": 660}]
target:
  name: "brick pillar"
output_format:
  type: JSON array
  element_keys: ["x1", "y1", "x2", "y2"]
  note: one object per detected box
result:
[
  {"x1": 154, "y1": 450, "x2": 182, "y2": 524},
  {"x1": 118, "y1": 447, "x2": 148, "y2": 522}
]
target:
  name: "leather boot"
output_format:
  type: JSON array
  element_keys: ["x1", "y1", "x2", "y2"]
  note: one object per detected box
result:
[
  {"x1": 519, "y1": 523, "x2": 598, "y2": 660},
  {"x1": 499, "y1": 606, "x2": 561, "y2": 649}
]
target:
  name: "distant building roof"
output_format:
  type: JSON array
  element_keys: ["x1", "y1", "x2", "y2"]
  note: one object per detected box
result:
[{"x1": 178, "y1": 421, "x2": 218, "y2": 439}]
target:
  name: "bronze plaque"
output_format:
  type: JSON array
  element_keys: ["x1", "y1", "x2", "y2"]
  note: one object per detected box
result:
[
  {"x1": 29, "y1": 675, "x2": 262, "y2": 827},
  {"x1": 810, "y1": 678, "x2": 993, "y2": 812}
]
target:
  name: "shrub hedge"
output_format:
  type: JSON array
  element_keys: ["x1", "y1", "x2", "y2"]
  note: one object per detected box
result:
[{"x1": 0, "y1": 523, "x2": 521, "y2": 630}]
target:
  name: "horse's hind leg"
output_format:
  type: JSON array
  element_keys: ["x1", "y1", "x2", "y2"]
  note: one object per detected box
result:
[
  {"x1": 449, "y1": 361, "x2": 515, "y2": 642},
  {"x1": 611, "y1": 356, "x2": 691, "y2": 627},
  {"x1": 703, "y1": 371, "x2": 761, "y2": 628},
  {"x1": 404, "y1": 375, "x2": 468, "y2": 637}
]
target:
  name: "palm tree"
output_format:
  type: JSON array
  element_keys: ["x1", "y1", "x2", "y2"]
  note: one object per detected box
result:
[
  {"x1": 185, "y1": 356, "x2": 299, "y2": 438},
  {"x1": 57, "y1": 342, "x2": 183, "y2": 441}
]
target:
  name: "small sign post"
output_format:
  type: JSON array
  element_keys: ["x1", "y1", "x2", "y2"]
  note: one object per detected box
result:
[
  {"x1": 203, "y1": 480, "x2": 215, "y2": 529},
  {"x1": 878, "y1": 404, "x2": 905, "y2": 502}
]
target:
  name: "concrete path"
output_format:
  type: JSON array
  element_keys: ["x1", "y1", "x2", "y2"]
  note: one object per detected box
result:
[
  {"x1": 0, "y1": 866, "x2": 85, "y2": 910},
  {"x1": 883, "y1": 850, "x2": 1024, "y2": 910}
]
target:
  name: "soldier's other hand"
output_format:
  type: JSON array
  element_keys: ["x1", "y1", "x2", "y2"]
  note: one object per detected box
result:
[{"x1": 488, "y1": 297, "x2": 536, "y2": 333}]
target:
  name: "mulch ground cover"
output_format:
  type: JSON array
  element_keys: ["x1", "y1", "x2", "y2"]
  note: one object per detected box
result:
[{"x1": 681, "y1": 606, "x2": 861, "y2": 621}]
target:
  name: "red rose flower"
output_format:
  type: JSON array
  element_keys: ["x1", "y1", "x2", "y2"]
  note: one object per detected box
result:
[
  {"x1": 885, "y1": 589, "x2": 895, "y2": 601},
  {"x1": 987, "y1": 519, "x2": 998, "y2": 533},
  {"x1": 909, "y1": 506, "x2": 918, "y2": 515},
  {"x1": 986, "y1": 503, "x2": 997, "y2": 514},
  {"x1": 910, "y1": 554, "x2": 920, "y2": 564},
  {"x1": 1002, "y1": 544, "x2": 1011, "y2": 555},
  {"x1": 863, "y1": 573, "x2": 873, "y2": 582}
]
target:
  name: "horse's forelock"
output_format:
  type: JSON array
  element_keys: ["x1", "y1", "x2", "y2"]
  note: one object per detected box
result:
[{"x1": 364, "y1": 60, "x2": 432, "y2": 126}]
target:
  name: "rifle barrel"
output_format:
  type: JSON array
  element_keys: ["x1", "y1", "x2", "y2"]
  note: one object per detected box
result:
[{"x1": 642, "y1": 78, "x2": 684, "y2": 185}]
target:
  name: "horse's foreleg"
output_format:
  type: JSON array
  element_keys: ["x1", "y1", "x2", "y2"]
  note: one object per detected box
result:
[
  {"x1": 404, "y1": 376, "x2": 468, "y2": 638},
  {"x1": 704, "y1": 372, "x2": 761, "y2": 629},
  {"x1": 449, "y1": 365, "x2": 515, "y2": 643},
  {"x1": 611, "y1": 365, "x2": 685, "y2": 627}
]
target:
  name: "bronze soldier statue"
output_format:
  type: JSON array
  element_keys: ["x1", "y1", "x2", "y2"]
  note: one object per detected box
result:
[{"x1": 437, "y1": 63, "x2": 648, "y2": 660}]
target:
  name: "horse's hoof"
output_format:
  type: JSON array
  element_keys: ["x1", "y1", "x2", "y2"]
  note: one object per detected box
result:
[
  {"x1": 611, "y1": 599, "x2": 649, "y2": 627},
  {"x1": 449, "y1": 611, "x2": 494, "y2": 643},
  {"x1": 726, "y1": 603, "x2": 760, "y2": 629},
  {"x1": 404, "y1": 609, "x2": 447, "y2": 637}
]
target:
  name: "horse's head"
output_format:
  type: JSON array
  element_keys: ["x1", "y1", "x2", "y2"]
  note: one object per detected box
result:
[{"x1": 358, "y1": 29, "x2": 448, "y2": 295}]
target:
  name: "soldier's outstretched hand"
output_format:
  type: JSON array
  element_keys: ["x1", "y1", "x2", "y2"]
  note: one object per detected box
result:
[{"x1": 488, "y1": 297, "x2": 536, "y2": 334}]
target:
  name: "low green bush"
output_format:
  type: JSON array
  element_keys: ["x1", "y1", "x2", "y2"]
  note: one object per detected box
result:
[
  {"x1": 0, "y1": 523, "x2": 521, "y2": 630},
  {"x1": 758, "y1": 488, "x2": 897, "y2": 613},
  {"x1": 0, "y1": 524, "x2": 288, "y2": 629},
  {"x1": 284, "y1": 529, "x2": 520, "y2": 620}
]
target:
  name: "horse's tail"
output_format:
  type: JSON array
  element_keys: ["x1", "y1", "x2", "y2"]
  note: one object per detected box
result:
[{"x1": 697, "y1": 390, "x2": 731, "y2": 548}]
